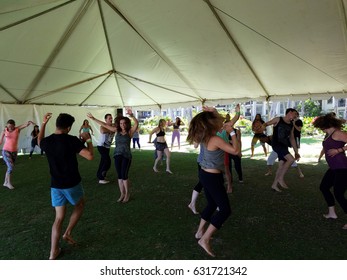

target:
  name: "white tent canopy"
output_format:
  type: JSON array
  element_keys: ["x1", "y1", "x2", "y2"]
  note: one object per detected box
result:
[{"x1": 1, "y1": 0, "x2": 347, "y2": 110}]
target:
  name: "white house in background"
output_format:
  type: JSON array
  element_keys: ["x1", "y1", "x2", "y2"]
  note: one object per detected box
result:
[
  {"x1": 135, "y1": 97, "x2": 347, "y2": 124},
  {"x1": 243, "y1": 97, "x2": 347, "y2": 122}
]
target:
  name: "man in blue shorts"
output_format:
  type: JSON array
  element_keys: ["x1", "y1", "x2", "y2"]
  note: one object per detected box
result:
[
  {"x1": 38, "y1": 112, "x2": 94, "y2": 260},
  {"x1": 263, "y1": 108, "x2": 300, "y2": 192}
]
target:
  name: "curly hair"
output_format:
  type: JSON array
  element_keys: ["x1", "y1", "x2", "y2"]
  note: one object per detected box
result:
[
  {"x1": 313, "y1": 113, "x2": 345, "y2": 130},
  {"x1": 187, "y1": 111, "x2": 224, "y2": 145}
]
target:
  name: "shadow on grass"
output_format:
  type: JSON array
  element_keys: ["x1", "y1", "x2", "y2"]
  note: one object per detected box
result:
[{"x1": 0, "y1": 148, "x2": 346, "y2": 260}]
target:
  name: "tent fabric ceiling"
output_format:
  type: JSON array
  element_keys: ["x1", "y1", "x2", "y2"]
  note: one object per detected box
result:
[{"x1": 1, "y1": 0, "x2": 347, "y2": 110}]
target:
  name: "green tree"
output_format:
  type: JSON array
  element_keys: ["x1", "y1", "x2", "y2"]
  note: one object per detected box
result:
[{"x1": 297, "y1": 99, "x2": 322, "y2": 117}]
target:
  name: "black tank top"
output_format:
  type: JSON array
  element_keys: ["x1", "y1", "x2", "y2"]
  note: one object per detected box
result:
[
  {"x1": 272, "y1": 117, "x2": 293, "y2": 147},
  {"x1": 156, "y1": 129, "x2": 165, "y2": 137}
]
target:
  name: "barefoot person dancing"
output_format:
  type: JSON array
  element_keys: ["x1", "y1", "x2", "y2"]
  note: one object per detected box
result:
[
  {"x1": 313, "y1": 114, "x2": 347, "y2": 228},
  {"x1": 0, "y1": 119, "x2": 34, "y2": 189},
  {"x1": 38, "y1": 113, "x2": 94, "y2": 260},
  {"x1": 187, "y1": 106, "x2": 239, "y2": 257},
  {"x1": 88, "y1": 108, "x2": 138, "y2": 203},
  {"x1": 262, "y1": 108, "x2": 300, "y2": 192}
]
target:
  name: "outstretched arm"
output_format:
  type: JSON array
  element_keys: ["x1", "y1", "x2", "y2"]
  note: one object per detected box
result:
[
  {"x1": 263, "y1": 117, "x2": 280, "y2": 129},
  {"x1": 17, "y1": 121, "x2": 34, "y2": 131},
  {"x1": 87, "y1": 113, "x2": 117, "y2": 132}
]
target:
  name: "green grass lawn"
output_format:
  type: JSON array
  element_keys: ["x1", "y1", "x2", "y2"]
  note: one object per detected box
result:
[{"x1": 0, "y1": 137, "x2": 347, "y2": 260}]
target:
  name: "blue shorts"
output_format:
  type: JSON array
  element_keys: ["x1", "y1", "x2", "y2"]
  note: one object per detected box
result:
[{"x1": 51, "y1": 183, "x2": 84, "y2": 207}]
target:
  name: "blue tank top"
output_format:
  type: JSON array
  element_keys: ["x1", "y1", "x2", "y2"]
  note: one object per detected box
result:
[{"x1": 200, "y1": 144, "x2": 225, "y2": 171}]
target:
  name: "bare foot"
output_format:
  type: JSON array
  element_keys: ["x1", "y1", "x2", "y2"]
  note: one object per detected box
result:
[
  {"x1": 299, "y1": 173, "x2": 304, "y2": 178},
  {"x1": 188, "y1": 203, "x2": 199, "y2": 215},
  {"x1": 198, "y1": 239, "x2": 215, "y2": 257},
  {"x1": 122, "y1": 194, "x2": 130, "y2": 203},
  {"x1": 166, "y1": 169, "x2": 173, "y2": 174},
  {"x1": 323, "y1": 214, "x2": 337, "y2": 219},
  {"x1": 343, "y1": 224, "x2": 347, "y2": 230},
  {"x1": 195, "y1": 230, "x2": 205, "y2": 239},
  {"x1": 278, "y1": 180, "x2": 288, "y2": 189},
  {"x1": 3, "y1": 183, "x2": 14, "y2": 190},
  {"x1": 271, "y1": 185, "x2": 282, "y2": 192},
  {"x1": 153, "y1": 167, "x2": 159, "y2": 173},
  {"x1": 49, "y1": 248, "x2": 62, "y2": 260},
  {"x1": 63, "y1": 234, "x2": 77, "y2": 245},
  {"x1": 117, "y1": 195, "x2": 124, "y2": 202},
  {"x1": 226, "y1": 188, "x2": 233, "y2": 194},
  {"x1": 264, "y1": 171, "x2": 272, "y2": 176}
]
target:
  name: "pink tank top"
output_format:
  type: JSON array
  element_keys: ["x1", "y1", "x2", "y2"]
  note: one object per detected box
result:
[{"x1": 3, "y1": 128, "x2": 20, "y2": 152}]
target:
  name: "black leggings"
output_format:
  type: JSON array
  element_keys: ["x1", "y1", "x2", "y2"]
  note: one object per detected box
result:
[
  {"x1": 194, "y1": 163, "x2": 203, "y2": 193},
  {"x1": 228, "y1": 154, "x2": 243, "y2": 181},
  {"x1": 199, "y1": 169, "x2": 231, "y2": 229},
  {"x1": 97, "y1": 146, "x2": 111, "y2": 180},
  {"x1": 320, "y1": 168, "x2": 347, "y2": 213},
  {"x1": 114, "y1": 155, "x2": 131, "y2": 180}
]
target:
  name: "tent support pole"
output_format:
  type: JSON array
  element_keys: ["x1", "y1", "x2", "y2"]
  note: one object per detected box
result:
[
  {"x1": 0, "y1": 84, "x2": 20, "y2": 103},
  {"x1": 203, "y1": 0, "x2": 270, "y2": 99},
  {"x1": 21, "y1": 0, "x2": 93, "y2": 103},
  {"x1": 26, "y1": 70, "x2": 113, "y2": 103}
]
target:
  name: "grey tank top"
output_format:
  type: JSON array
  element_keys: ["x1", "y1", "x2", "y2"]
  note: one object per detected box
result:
[
  {"x1": 114, "y1": 133, "x2": 132, "y2": 159},
  {"x1": 200, "y1": 144, "x2": 225, "y2": 171}
]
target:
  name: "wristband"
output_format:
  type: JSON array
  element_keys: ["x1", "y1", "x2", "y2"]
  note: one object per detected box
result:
[
  {"x1": 229, "y1": 131, "x2": 236, "y2": 137},
  {"x1": 86, "y1": 139, "x2": 92, "y2": 143}
]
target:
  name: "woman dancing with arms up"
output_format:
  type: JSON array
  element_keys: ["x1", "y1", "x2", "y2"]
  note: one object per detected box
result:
[
  {"x1": 148, "y1": 119, "x2": 172, "y2": 174},
  {"x1": 88, "y1": 108, "x2": 138, "y2": 202},
  {"x1": 187, "y1": 106, "x2": 240, "y2": 257}
]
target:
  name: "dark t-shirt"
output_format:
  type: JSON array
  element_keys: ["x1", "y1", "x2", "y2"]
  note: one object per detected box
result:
[
  {"x1": 293, "y1": 119, "x2": 303, "y2": 139},
  {"x1": 40, "y1": 134, "x2": 85, "y2": 189},
  {"x1": 272, "y1": 117, "x2": 293, "y2": 147}
]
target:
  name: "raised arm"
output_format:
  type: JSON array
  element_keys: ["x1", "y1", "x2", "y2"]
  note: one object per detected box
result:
[
  {"x1": 126, "y1": 108, "x2": 139, "y2": 137},
  {"x1": 229, "y1": 104, "x2": 241, "y2": 126},
  {"x1": 38, "y1": 113, "x2": 52, "y2": 146}
]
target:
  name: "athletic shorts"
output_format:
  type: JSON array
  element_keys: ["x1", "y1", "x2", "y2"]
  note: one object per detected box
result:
[
  {"x1": 51, "y1": 183, "x2": 84, "y2": 207},
  {"x1": 272, "y1": 145, "x2": 290, "y2": 161},
  {"x1": 156, "y1": 141, "x2": 168, "y2": 152}
]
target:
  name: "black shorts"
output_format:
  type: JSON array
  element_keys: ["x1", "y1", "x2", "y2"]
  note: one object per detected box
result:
[{"x1": 156, "y1": 142, "x2": 168, "y2": 151}]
